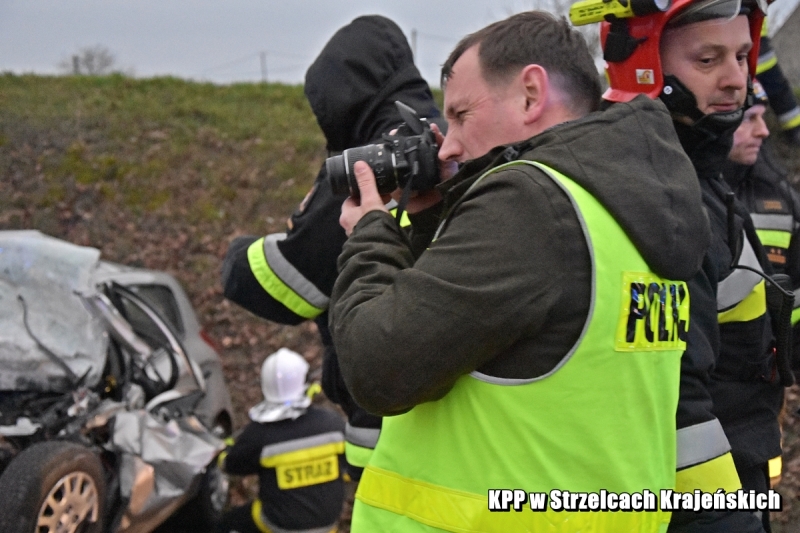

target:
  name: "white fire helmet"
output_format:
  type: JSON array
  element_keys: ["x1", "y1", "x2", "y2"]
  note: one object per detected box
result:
[{"x1": 261, "y1": 347, "x2": 309, "y2": 404}]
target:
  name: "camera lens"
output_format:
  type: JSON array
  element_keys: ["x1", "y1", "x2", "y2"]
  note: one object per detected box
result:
[
  {"x1": 325, "y1": 144, "x2": 398, "y2": 198},
  {"x1": 325, "y1": 155, "x2": 351, "y2": 195}
]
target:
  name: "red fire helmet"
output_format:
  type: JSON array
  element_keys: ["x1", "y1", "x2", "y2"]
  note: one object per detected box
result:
[{"x1": 598, "y1": 0, "x2": 769, "y2": 102}]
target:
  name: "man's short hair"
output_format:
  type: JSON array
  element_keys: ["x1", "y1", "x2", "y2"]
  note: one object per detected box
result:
[{"x1": 441, "y1": 11, "x2": 602, "y2": 115}]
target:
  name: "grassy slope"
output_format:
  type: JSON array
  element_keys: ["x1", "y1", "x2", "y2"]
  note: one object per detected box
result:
[
  {"x1": 2, "y1": 74, "x2": 800, "y2": 528},
  {"x1": 0, "y1": 73, "x2": 328, "y2": 431}
]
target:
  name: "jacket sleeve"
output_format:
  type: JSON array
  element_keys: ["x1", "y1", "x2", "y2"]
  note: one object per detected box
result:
[
  {"x1": 222, "y1": 423, "x2": 264, "y2": 476},
  {"x1": 221, "y1": 165, "x2": 348, "y2": 323},
  {"x1": 329, "y1": 168, "x2": 573, "y2": 416}
]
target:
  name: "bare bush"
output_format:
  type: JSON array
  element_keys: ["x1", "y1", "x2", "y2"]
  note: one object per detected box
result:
[{"x1": 59, "y1": 45, "x2": 116, "y2": 76}]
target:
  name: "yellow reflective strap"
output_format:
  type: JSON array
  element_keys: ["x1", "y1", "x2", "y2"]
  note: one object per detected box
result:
[
  {"x1": 761, "y1": 18, "x2": 769, "y2": 37},
  {"x1": 251, "y1": 499, "x2": 272, "y2": 533},
  {"x1": 344, "y1": 441, "x2": 374, "y2": 469},
  {"x1": 356, "y1": 465, "x2": 668, "y2": 533},
  {"x1": 718, "y1": 280, "x2": 767, "y2": 324},
  {"x1": 756, "y1": 229, "x2": 792, "y2": 249},
  {"x1": 261, "y1": 442, "x2": 344, "y2": 467},
  {"x1": 675, "y1": 452, "x2": 741, "y2": 493},
  {"x1": 769, "y1": 455, "x2": 782, "y2": 479},
  {"x1": 247, "y1": 238, "x2": 324, "y2": 319}
]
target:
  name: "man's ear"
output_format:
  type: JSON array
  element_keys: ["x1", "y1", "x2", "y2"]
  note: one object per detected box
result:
[{"x1": 520, "y1": 64, "x2": 548, "y2": 125}]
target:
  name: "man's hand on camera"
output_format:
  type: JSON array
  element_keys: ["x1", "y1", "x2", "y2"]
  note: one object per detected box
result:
[
  {"x1": 340, "y1": 161, "x2": 390, "y2": 236},
  {"x1": 387, "y1": 123, "x2": 456, "y2": 214}
]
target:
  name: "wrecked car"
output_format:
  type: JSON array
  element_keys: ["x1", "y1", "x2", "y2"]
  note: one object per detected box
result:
[{"x1": 0, "y1": 230, "x2": 234, "y2": 533}]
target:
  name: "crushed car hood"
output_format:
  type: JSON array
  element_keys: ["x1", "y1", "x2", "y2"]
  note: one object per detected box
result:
[{"x1": 0, "y1": 231, "x2": 107, "y2": 392}]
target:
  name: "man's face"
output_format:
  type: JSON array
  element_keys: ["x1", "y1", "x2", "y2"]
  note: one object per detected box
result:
[
  {"x1": 438, "y1": 45, "x2": 528, "y2": 163},
  {"x1": 729, "y1": 104, "x2": 769, "y2": 165},
  {"x1": 661, "y1": 15, "x2": 752, "y2": 115}
]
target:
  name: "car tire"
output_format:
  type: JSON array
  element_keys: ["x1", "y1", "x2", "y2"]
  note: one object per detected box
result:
[{"x1": 0, "y1": 441, "x2": 105, "y2": 533}]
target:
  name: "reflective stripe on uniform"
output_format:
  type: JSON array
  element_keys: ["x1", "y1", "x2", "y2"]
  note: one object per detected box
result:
[
  {"x1": 756, "y1": 49, "x2": 778, "y2": 75},
  {"x1": 769, "y1": 455, "x2": 782, "y2": 479},
  {"x1": 792, "y1": 293, "x2": 800, "y2": 325},
  {"x1": 344, "y1": 423, "x2": 380, "y2": 468},
  {"x1": 260, "y1": 431, "x2": 344, "y2": 465},
  {"x1": 778, "y1": 107, "x2": 800, "y2": 131},
  {"x1": 757, "y1": 229, "x2": 792, "y2": 249},
  {"x1": 261, "y1": 433, "x2": 345, "y2": 490},
  {"x1": 676, "y1": 419, "x2": 731, "y2": 470},
  {"x1": 345, "y1": 442, "x2": 374, "y2": 469},
  {"x1": 718, "y1": 280, "x2": 766, "y2": 324},
  {"x1": 345, "y1": 423, "x2": 380, "y2": 448},
  {"x1": 717, "y1": 233, "x2": 764, "y2": 311},
  {"x1": 251, "y1": 499, "x2": 337, "y2": 533},
  {"x1": 356, "y1": 465, "x2": 665, "y2": 533},
  {"x1": 675, "y1": 452, "x2": 741, "y2": 493},
  {"x1": 751, "y1": 213, "x2": 794, "y2": 233},
  {"x1": 247, "y1": 235, "x2": 329, "y2": 319}
]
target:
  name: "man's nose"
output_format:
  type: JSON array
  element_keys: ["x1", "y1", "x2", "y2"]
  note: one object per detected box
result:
[
  {"x1": 438, "y1": 131, "x2": 462, "y2": 163},
  {"x1": 754, "y1": 115, "x2": 770, "y2": 139},
  {"x1": 721, "y1": 56, "x2": 747, "y2": 93}
]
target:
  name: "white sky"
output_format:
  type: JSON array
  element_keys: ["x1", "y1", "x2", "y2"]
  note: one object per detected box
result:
[{"x1": 0, "y1": 0, "x2": 546, "y2": 88}]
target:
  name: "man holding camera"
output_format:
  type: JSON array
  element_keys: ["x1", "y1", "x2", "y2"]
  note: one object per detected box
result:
[{"x1": 330, "y1": 11, "x2": 710, "y2": 532}]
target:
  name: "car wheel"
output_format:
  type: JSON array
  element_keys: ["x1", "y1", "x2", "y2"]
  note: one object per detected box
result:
[{"x1": 0, "y1": 441, "x2": 105, "y2": 533}]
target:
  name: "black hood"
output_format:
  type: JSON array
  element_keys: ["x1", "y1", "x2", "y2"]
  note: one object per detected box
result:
[{"x1": 304, "y1": 15, "x2": 440, "y2": 152}]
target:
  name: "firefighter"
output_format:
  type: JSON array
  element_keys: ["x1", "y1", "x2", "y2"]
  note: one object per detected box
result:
[
  {"x1": 216, "y1": 348, "x2": 345, "y2": 533},
  {"x1": 593, "y1": 0, "x2": 786, "y2": 529},
  {"x1": 220, "y1": 15, "x2": 442, "y2": 482},
  {"x1": 723, "y1": 81, "x2": 800, "y2": 468}
]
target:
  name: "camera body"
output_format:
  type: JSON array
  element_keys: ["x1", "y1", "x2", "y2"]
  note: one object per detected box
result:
[{"x1": 326, "y1": 101, "x2": 440, "y2": 198}]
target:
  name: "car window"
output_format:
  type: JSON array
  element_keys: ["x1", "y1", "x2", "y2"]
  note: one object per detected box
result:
[{"x1": 126, "y1": 284, "x2": 184, "y2": 337}]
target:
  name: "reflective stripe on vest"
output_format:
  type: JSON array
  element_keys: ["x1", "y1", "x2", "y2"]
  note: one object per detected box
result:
[
  {"x1": 251, "y1": 499, "x2": 337, "y2": 533},
  {"x1": 717, "y1": 232, "x2": 767, "y2": 323},
  {"x1": 344, "y1": 423, "x2": 380, "y2": 468},
  {"x1": 260, "y1": 432, "x2": 344, "y2": 489},
  {"x1": 353, "y1": 161, "x2": 681, "y2": 533},
  {"x1": 247, "y1": 235, "x2": 329, "y2": 319}
]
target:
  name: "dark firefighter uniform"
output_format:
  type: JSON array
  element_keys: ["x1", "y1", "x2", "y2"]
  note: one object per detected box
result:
[
  {"x1": 220, "y1": 14, "x2": 442, "y2": 480},
  {"x1": 724, "y1": 142, "x2": 800, "y2": 487},
  {"x1": 218, "y1": 406, "x2": 346, "y2": 533}
]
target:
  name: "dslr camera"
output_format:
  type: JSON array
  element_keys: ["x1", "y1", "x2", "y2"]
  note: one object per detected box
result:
[{"x1": 326, "y1": 101, "x2": 440, "y2": 198}]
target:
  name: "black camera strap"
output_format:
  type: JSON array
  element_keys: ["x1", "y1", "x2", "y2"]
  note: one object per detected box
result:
[{"x1": 394, "y1": 178, "x2": 413, "y2": 226}]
